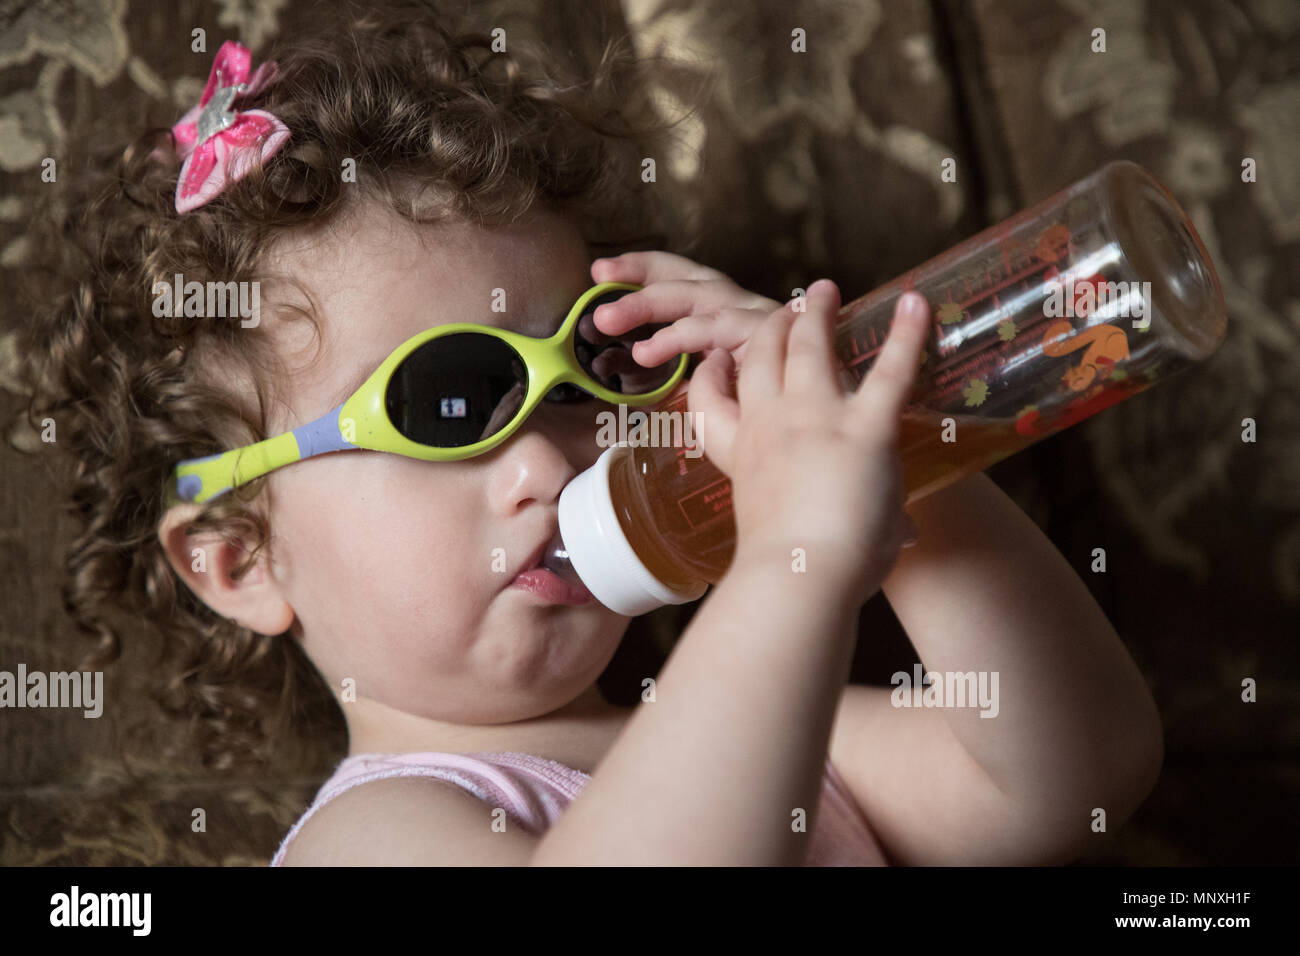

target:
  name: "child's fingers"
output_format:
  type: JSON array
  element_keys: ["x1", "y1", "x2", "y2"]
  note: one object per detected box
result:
[
  {"x1": 686, "y1": 348, "x2": 740, "y2": 474},
  {"x1": 593, "y1": 278, "x2": 776, "y2": 336},
  {"x1": 630, "y1": 307, "x2": 765, "y2": 367},
  {"x1": 850, "y1": 292, "x2": 931, "y2": 435},
  {"x1": 737, "y1": 298, "x2": 799, "y2": 409},
  {"x1": 590, "y1": 252, "x2": 729, "y2": 290},
  {"x1": 783, "y1": 279, "x2": 843, "y2": 398}
]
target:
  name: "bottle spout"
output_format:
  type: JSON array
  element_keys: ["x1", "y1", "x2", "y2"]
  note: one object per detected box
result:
[{"x1": 540, "y1": 528, "x2": 584, "y2": 586}]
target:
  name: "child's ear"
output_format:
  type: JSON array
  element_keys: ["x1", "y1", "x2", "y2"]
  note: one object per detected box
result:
[{"x1": 157, "y1": 504, "x2": 296, "y2": 637}]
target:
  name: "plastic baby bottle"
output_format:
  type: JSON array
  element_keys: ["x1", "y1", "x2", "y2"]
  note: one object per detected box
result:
[{"x1": 544, "y1": 160, "x2": 1229, "y2": 615}]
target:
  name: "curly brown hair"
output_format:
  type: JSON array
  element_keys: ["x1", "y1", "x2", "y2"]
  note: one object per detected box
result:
[{"x1": 12, "y1": 0, "x2": 710, "y2": 774}]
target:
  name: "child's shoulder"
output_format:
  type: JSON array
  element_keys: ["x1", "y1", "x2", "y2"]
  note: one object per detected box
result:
[{"x1": 278, "y1": 774, "x2": 538, "y2": 866}]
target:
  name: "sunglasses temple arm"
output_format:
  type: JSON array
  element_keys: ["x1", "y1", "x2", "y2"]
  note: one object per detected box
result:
[{"x1": 167, "y1": 402, "x2": 356, "y2": 506}]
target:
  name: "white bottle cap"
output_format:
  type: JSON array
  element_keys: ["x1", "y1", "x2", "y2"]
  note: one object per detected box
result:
[{"x1": 558, "y1": 444, "x2": 709, "y2": 616}]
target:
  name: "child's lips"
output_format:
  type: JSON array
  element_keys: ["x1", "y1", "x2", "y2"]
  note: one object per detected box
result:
[
  {"x1": 510, "y1": 567, "x2": 594, "y2": 605},
  {"x1": 506, "y1": 533, "x2": 594, "y2": 606}
]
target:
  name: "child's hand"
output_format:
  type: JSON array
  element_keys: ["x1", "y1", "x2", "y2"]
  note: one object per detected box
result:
[
  {"x1": 590, "y1": 252, "x2": 780, "y2": 368},
  {"x1": 687, "y1": 280, "x2": 930, "y2": 606}
]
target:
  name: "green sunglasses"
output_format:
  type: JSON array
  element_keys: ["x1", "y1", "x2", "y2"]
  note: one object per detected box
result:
[{"x1": 167, "y1": 282, "x2": 689, "y2": 506}]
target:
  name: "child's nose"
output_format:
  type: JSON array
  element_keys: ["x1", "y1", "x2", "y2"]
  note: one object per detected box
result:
[{"x1": 484, "y1": 428, "x2": 577, "y2": 517}]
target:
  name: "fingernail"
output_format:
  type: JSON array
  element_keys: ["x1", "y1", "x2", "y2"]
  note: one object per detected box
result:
[{"x1": 899, "y1": 292, "x2": 924, "y2": 315}]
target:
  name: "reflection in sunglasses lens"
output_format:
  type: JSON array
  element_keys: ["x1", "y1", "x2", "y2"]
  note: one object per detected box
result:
[
  {"x1": 575, "y1": 291, "x2": 678, "y2": 395},
  {"x1": 386, "y1": 334, "x2": 528, "y2": 447}
]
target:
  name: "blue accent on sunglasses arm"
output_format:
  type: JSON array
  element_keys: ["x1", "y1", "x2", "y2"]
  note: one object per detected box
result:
[
  {"x1": 292, "y1": 402, "x2": 356, "y2": 458},
  {"x1": 170, "y1": 402, "x2": 356, "y2": 505},
  {"x1": 176, "y1": 472, "x2": 206, "y2": 501}
]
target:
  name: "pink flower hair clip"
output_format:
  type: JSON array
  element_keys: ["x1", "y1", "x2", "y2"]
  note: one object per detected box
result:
[{"x1": 170, "y1": 40, "x2": 290, "y2": 213}]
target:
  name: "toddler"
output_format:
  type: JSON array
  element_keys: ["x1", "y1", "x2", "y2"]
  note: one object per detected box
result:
[{"x1": 16, "y1": 1, "x2": 1163, "y2": 866}]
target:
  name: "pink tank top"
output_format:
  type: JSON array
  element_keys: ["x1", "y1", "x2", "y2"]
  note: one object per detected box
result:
[{"x1": 271, "y1": 750, "x2": 888, "y2": 866}]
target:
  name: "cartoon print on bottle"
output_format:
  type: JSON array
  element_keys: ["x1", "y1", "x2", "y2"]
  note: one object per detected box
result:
[
  {"x1": 1015, "y1": 261, "x2": 1143, "y2": 438},
  {"x1": 1039, "y1": 270, "x2": 1132, "y2": 393}
]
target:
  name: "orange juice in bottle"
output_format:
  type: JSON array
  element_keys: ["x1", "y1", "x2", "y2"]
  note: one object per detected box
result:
[{"x1": 548, "y1": 161, "x2": 1228, "y2": 615}]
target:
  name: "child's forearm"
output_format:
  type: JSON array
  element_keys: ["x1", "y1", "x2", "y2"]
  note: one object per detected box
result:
[
  {"x1": 879, "y1": 471, "x2": 1164, "y2": 823},
  {"x1": 530, "y1": 555, "x2": 858, "y2": 866}
]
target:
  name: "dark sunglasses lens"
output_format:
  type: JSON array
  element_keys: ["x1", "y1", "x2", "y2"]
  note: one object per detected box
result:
[
  {"x1": 386, "y1": 334, "x2": 527, "y2": 447},
  {"x1": 574, "y1": 290, "x2": 680, "y2": 395}
]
